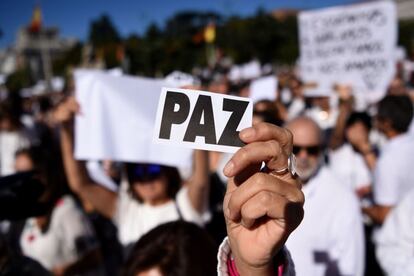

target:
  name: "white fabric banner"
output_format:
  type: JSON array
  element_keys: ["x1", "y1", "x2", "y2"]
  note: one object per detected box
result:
[
  {"x1": 74, "y1": 70, "x2": 193, "y2": 171},
  {"x1": 299, "y1": 1, "x2": 397, "y2": 102}
]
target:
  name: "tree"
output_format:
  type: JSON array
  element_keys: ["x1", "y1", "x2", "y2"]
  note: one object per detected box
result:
[
  {"x1": 53, "y1": 42, "x2": 83, "y2": 76},
  {"x1": 87, "y1": 14, "x2": 122, "y2": 68},
  {"x1": 217, "y1": 11, "x2": 298, "y2": 64},
  {"x1": 88, "y1": 14, "x2": 121, "y2": 47}
]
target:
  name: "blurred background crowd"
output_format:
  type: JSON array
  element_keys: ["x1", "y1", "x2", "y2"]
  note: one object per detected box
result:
[{"x1": 0, "y1": 0, "x2": 414, "y2": 275}]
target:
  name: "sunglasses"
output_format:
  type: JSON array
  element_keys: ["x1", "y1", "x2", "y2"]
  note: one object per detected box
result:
[
  {"x1": 126, "y1": 164, "x2": 163, "y2": 183},
  {"x1": 292, "y1": 145, "x2": 321, "y2": 156}
]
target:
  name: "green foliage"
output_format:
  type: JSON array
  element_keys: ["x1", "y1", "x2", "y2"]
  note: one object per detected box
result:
[
  {"x1": 217, "y1": 13, "x2": 298, "y2": 64},
  {"x1": 5, "y1": 67, "x2": 33, "y2": 93},
  {"x1": 54, "y1": 11, "x2": 300, "y2": 76},
  {"x1": 53, "y1": 42, "x2": 83, "y2": 76},
  {"x1": 88, "y1": 14, "x2": 121, "y2": 47},
  {"x1": 56, "y1": 11, "x2": 414, "y2": 77},
  {"x1": 398, "y1": 19, "x2": 414, "y2": 57}
]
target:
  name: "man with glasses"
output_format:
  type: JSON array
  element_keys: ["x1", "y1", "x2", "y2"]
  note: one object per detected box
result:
[{"x1": 284, "y1": 116, "x2": 364, "y2": 276}]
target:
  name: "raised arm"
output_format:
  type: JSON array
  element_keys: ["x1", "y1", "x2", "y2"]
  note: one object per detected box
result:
[
  {"x1": 346, "y1": 123, "x2": 377, "y2": 171},
  {"x1": 329, "y1": 84, "x2": 353, "y2": 150},
  {"x1": 54, "y1": 97, "x2": 118, "y2": 219},
  {"x1": 185, "y1": 150, "x2": 210, "y2": 215}
]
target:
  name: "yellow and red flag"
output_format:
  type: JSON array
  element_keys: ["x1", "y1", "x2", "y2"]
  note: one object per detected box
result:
[
  {"x1": 204, "y1": 22, "x2": 215, "y2": 44},
  {"x1": 29, "y1": 6, "x2": 42, "y2": 33}
]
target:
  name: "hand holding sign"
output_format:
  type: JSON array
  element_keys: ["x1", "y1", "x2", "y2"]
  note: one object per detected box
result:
[
  {"x1": 223, "y1": 123, "x2": 304, "y2": 275},
  {"x1": 53, "y1": 96, "x2": 80, "y2": 126}
]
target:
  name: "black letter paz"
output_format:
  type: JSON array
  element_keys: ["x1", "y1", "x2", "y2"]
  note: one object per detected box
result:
[
  {"x1": 159, "y1": 91, "x2": 249, "y2": 148},
  {"x1": 159, "y1": 91, "x2": 190, "y2": 139}
]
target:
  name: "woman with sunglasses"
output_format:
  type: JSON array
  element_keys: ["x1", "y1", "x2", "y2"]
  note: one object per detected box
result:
[{"x1": 55, "y1": 97, "x2": 210, "y2": 251}]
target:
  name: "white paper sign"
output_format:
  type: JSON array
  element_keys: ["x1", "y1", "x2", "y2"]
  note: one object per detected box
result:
[
  {"x1": 241, "y1": 60, "x2": 262, "y2": 80},
  {"x1": 74, "y1": 70, "x2": 193, "y2": 171},
  {"x1": 154, "y1": 87, "x2": 253, "y2": 153},
  {"x1": 249, "y1": 76, "x2": 278, "y2": 103},
  {"x1": 299, "y1": 1, "x2": 397, "y2": 102}
]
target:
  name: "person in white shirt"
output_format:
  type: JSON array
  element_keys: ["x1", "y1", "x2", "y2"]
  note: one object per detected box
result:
[
  {"x1": 284, "y1": 116, "x2": 365, "y2": 276},
  {"x1": 329, "y1": 111, "x2": 373, "y2": 198},
  {"x1": 375, "y1": 188, "x2": 414, "y2": 276},
  {"x1": 363, "y1": 95, "x2": 414, "y2": 225},
  {"x1": 55, "y1": 97, "x2": 211, "y2": 249},
  {"x1": 0, "y1": 102, "x2": 29, "y2": 176},
  {"x1": 14, "y1": 147, "x2": 103, "y2": 275}
]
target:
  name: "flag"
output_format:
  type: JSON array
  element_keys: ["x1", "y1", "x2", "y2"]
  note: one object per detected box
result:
[
  {"x1": 29, "y1": 6, "x2": 42, "y2": 33},
  {"x1": 204, "y1": 23, "x2": 215, "y2": 44}
]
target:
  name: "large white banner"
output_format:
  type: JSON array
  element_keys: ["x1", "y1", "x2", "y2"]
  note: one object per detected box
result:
[
  {"x1": 299, "y1": 1, "x2": 397, "y2": 102},
  {"x1": 74, "y1": 70, "x2": 193, "y2": 171}
]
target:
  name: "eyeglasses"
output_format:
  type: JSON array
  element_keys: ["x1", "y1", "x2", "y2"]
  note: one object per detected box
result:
[
  {"x1": 126, "y1": 164, "x2": 163, "y2": 183},
  {"x1": 292, "y1": 145, "x2": 321, "y2": 156}
]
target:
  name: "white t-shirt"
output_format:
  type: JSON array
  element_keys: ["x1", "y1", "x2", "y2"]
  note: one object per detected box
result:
[
  {"x1": 20, "y1": 196, "x2": 99, "y2": 272},
  {"x1": 329, "y1": 143, "x2": 372, "y2": 192},
  {"x1": 115, "y1": 180, "x2": 210, "y2": 246},
  {"x1": 376, "y1": 189, "x2": 414, "y2": 275},
  {"x1": 410, "y1": 119, "x2": 414, "y2": 135},
  {"x1": 374, "y1": 133, "x2": 414, "y2": 206},
  {"x1": 0, "y1": 130, "x2": 29, "y2": 176},
  {"x1": 285, "y1": 167, "x2": 365, "y2": 276}
]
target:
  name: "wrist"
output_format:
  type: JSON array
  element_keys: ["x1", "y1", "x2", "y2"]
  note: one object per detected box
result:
[
  {"x1": 234, "y1": 258, "x2": 276, "y2": 276},
  {"x1": 232, "y1": 249, "x2": 285, "y2": 276},
  {"x1": 355, "y1": 141, "x2": 371, "y2": 153}
]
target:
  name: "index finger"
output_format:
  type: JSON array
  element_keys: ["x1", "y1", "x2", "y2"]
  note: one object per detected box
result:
[
  {"x1": 239, "y1": 122, "x2": 293, "y2": 154},
  {"x1": 223, "y1": 123, "x2": 293, "y2": 177}
]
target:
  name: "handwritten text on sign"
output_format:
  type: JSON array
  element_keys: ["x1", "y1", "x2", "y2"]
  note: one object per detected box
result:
[
  {"x1": 299, "y1": 1, "x2": 396, "y2": 101},
  {"x1": 154, "y1": 88, "x2": 253, "y2": 153}
]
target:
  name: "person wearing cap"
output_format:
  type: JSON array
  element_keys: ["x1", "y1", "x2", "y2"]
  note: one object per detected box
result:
[{"x1": 284, "y1": 116, "x2": 364, "y2": 276}]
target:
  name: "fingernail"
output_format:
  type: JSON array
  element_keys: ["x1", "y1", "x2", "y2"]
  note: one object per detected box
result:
[
  {"x1": 223, "y1": 161, "x2": 234, "y2": 176},
  {"x1": 240, "y1": 128, "x2": 255, "y2": 140}
]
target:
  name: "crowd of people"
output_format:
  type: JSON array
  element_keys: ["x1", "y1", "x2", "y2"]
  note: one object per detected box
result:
[{"x1": 0, "y1": 48, "x2": 414, "y2": 276}]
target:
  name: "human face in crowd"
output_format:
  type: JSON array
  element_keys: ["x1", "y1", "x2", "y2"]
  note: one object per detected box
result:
[
  {"x1": 133, "y1": 177, "x2": 169, "y2": 206},
  {"x1": 128, "y1": 164, "x2": 170, "y2": 206},
  {"x1": 286, "y1": 117, "x2": 322, "y2": 182},
  {"x1": 0, "y1": 117, "x2": 12, "y2": 131},
  {"x1": 14, "y1": 152, "x2": 34, "y2": 172}
]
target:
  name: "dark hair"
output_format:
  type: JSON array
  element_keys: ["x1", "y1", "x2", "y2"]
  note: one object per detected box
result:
[
  {"x1": 0, "y1": 101, "x2": 21, "y2": 130},
  {"x1": 15, "y1": 146, "x2": 66, "y2": 207},
  {"x1": 125, "y1": 163, "x2": 181, "y2": 203},
  {"x1": 377, "y1": 95, "x2": 413, "y2": 133},
  {"x1": 346, "y1": 112, "x2": 372, "y2": 131},
  {"x1": 121, "y1": 221, "x2": 218, "y2": 276},
  {"x1": 254, "y1": 99, "x2": 284, "y2": 126}
]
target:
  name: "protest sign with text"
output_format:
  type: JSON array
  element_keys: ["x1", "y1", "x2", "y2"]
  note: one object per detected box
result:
[
  {"x1": 154, "y1": 88, "x2": 253, "y2": 153},
  {"x1": 299, "y1": 1, "x2": 397, "y2": 102}
]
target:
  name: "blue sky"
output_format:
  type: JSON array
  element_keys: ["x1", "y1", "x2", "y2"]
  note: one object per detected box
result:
[{"x1": 0, "y1": 0, "x2": 361, "y2": 48}]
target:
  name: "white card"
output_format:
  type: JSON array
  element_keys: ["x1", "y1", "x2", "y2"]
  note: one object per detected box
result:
[{"x1": 154, "y1": 87, "x2": 253, "y2": 153}]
